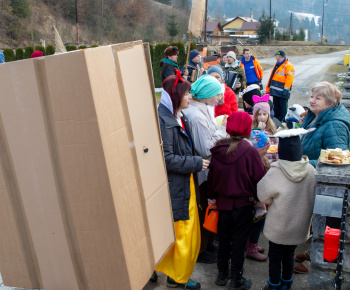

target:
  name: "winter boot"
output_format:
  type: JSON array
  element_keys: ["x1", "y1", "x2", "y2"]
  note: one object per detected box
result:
[
  {"x1": 215, "y1": 260, "x2": 229, "y2": 286},
  {"x1": 280, "y1": 277, "x2": 293, "y2": 289},
  {"x1": 257, "y1": 245, "x2": 265, "y2": 253},
  {"x1": 246, "y1": 242, "x2": 268, "y2": 261},
  {"x1": 246, "y1": 239, "x2": 265, "y2": 253},
  {"x1": 149, "y1": 271, "x2": 158, "y2": 283},
  {"x1": 229, "y1": 267, "x2": 252, "y2": 290},
  {"x1": 261, "y1": 280, "x2": 281, "y2": 290}
]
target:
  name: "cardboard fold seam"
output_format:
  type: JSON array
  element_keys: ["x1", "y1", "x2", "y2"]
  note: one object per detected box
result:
[
  {"x1": 34, "y1": 59, "x2": 88, "y2": 290},
  {"x1": 112, "y1": 45, "x2": 156, "y2": 266},
  {"x1": 142, "y1": 43, "x2": 164, "y2": 146},
  {"x1": 0, "y1": 115, "x2": 42, "y2": 288}
]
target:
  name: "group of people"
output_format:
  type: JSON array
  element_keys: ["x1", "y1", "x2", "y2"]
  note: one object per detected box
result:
[{"x1": 154, "y1": 45, "x2": 350, "y2": 290}]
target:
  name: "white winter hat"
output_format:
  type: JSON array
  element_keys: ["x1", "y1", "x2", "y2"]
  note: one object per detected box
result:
[{"x1": 227, "y1": 51, "x2": 236, "y2": 59}]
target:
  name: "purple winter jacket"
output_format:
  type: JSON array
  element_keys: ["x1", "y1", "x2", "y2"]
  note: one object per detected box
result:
[{"x1": 207, "y1": 139, "x2": 266, "y2": 211}]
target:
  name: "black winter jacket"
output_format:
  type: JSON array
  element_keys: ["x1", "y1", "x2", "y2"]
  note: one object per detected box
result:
[
  {"x1": 160, "y1": 61, "x2": 176, "y2": 83},
  {"x1": 158, "y1": 103, "x2": 202, "y2": 221}
]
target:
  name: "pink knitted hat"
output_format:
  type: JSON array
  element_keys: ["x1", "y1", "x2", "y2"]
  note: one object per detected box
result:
[{"x1": 253, "y1": 102, "x2": 270, "y2": 116}]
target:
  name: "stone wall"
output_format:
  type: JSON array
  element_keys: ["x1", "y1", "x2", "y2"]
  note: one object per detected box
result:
[{"x1": 309, "y1": 163, "x2": 350, "y2": 289}]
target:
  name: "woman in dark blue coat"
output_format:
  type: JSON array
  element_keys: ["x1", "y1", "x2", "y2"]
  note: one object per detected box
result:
[{"x1": 154, "y1": 70, "x2": 208, "y2": 289}]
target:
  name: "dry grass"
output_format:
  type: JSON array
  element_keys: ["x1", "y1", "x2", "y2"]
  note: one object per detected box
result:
[
  {"x1": 328, "y1": 64, "x2": 349, "y2": 74},
  {"x1": 261, "y1": 63, "x2": 274, "y2": 71}
]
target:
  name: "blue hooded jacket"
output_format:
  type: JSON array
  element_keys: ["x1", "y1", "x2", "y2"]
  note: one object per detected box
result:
[
  {"x1": 301, "y1": 103, "x2": 350, "y2": 167},
  {"x1": 0, "y1": 52, "x2": 5, "y2": 63}
]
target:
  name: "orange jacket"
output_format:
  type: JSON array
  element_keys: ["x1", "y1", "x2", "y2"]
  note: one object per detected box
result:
[
  {"x1": 266, "y1": 58, "x2": 294, "y2": 99},
  {"x1": 240, "y1": 56, "x2": 263, "y2": 80}
]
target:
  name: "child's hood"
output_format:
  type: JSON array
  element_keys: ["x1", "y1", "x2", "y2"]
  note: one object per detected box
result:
[
  {"x1": 271, "y1": 156, "x2": 310, "y2": 182},
  {"x1": 210, "y1": 140, "x2": 251, "y2": 164}
]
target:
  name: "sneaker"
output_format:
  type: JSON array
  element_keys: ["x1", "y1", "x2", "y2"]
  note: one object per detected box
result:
[
  {"x1": 166, "y1": 276, "x2": 201, "y2": 289},
  {"x1": 197, "y1": 250, "x2": 217, "y2": 264},
  {"x1": 149, "y1": 271, "x2": 158, "y2": 283}
]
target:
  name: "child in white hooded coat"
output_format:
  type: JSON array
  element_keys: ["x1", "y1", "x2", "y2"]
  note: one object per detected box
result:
[{"x1": 257, "y1": 131, "x2": 316, "y2": 290}]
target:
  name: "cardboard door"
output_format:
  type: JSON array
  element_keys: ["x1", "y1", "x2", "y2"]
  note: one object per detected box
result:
[{"x1": 112, "y1": 42, "x2": 175, "y2": 264}]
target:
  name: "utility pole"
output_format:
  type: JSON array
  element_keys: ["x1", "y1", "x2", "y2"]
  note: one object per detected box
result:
[
  {"x1": 75, "y1": 0, "x2": 79, "y2": 44},
  {"x1": 321, "y1": 0, "x2": 327, "y2": 44},
  {"x1": 269, "y1": 0, "x2": 271, "y2": 44},
  {"x1": 204, "y1": 0, "x2": 208, "y2": 43}
]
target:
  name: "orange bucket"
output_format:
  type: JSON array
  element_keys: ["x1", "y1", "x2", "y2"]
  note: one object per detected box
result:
[{"x1": 203, "y1": 203, "x2": 219, "y2": 233}]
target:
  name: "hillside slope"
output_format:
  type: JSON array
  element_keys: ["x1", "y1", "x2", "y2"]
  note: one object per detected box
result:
[{"x1": 0, "y1": 0, "x2": 190, "y2": 48}]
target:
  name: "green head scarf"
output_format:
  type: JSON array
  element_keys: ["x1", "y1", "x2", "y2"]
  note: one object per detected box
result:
[{"x1": 191, "y1": 74, "x2": 222, "y2": 99}]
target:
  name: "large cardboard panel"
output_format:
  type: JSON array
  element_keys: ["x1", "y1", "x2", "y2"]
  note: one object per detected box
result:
[
  {"x1": 84, "y1": 46, "x2": 155, "y2": 289},
  {"x1": 37, "y1": 48, "x2": 131, "y2": 289},
  {"x1": 112, "y1": 42, "x2": 175, "y2": 264},
  {"x1": 0, "y1": 60, "x2": 79, "y2": 289},
  {"x1": 0, "y1": 42, "x2": 174, "y2": 290}
]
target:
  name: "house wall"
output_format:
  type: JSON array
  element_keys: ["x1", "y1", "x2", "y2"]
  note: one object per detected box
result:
[
  {"x1": 243, "y1": 30, "x2": 257, "y2": 35},
  {"x1": 223, "y1": 18, "x2": 245, "y2": 30}
]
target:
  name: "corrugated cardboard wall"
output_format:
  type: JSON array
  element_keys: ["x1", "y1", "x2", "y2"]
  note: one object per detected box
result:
[{"x1": 0, "y1": 42, "x2": 175, "y2": 290}]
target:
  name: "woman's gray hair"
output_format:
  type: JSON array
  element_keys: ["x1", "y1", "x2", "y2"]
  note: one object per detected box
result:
[{"x1": 311, "y1": 81, "x2": 342, "y2": 106}]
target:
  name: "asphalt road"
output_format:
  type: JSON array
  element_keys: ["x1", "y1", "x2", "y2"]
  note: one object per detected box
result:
[{"x1": 260, "y1": 50, "x2": 348, "y2": 107}]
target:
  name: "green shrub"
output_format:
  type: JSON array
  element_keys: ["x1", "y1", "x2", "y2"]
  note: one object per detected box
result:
[
  {"x1": 15, "y1": 47, "x2": 24, "y2": 60},
  {"x1": 153, "y1": 43, "x2": 169, "y2": 88},
  {"x1": 78, "y1": 45, "x2": 87, "y2": 49},
  {"x1": 24, "y1": 45, "x2": 34, "y2": 58},
  {"x1": 149, "y1": 44, "x2": 154, "y2": 62},
  {"x1": 46, "y1": 44, "x2": 55, "y2": 55},
  {"x1": 65, "y1": 44, "x2": 78, "y2": 51},
  {"x1": 190, "y1": 41, "x2": 197, "y2": 51},
  {"x1": 282, "y1": 33, "x2": 290, "y2": 41},
  {"x1": 3, "y1": 48, "x2": 15, "y2": 62},
  {"x1": 90, "y1": 44, "x2": 99, "y2": 48},
  {"x1": 35, "y1": 45, "x2": 45, "y2": 55}
]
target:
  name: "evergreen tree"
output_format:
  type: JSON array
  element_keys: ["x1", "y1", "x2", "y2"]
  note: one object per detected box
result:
[
  {"x1": 299, "y1": 27, "x2": 306, "y2": 41},
  {"x1": 167, "y1": 14, "x2": 179, "y2": 41},
  {"x1": 256, "y1": 11, "x2": 275, "y2": 44}
]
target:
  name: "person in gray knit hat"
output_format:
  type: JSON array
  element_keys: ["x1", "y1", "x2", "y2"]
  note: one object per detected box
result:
[
  {"x1": 221, "y1": 51, "x2": 247, "y2": 94},
  {"x1": 207, "y1": 66, "x2": 238, "y2": 117}
]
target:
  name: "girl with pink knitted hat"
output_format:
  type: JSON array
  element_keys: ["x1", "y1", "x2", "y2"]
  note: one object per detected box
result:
[{"x1": 251, "y1": 94, "x2": 279, "y2": 164}]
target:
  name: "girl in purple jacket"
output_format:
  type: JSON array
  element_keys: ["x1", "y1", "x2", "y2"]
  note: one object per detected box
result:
[{"x1": 208, "y1": 111, "x2": 266, "y2": 290}]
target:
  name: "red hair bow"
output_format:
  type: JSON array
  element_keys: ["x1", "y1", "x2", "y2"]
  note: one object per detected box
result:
[{"x1": 172, "y1": 69, "x2": 183, "y2": 94}]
